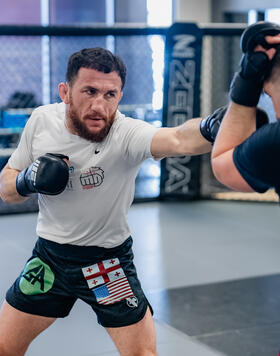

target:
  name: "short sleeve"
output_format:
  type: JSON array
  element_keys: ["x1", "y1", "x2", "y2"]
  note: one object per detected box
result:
[
  {"x1": 119, "y1": 118, "x2": 158, "y2": 165},
  {"x1": 8, "y1": 109, "x2": 39, "y2": 170},
  {"x1": 233, "y1": 122, "x2": 280, "y2": 193}
]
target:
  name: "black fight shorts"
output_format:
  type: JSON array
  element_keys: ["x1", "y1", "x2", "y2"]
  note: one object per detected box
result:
[{"x1": 6, "y1": 236, "x2": 152, "y2": 327}]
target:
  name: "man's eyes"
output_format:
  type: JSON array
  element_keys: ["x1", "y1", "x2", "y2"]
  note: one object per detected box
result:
[
  {"x1": 85, "y1": 88, "x2": 97, "y2": 95},
  {"x1": 84, "y1": 89, "x2": 116, "y2": 98}
]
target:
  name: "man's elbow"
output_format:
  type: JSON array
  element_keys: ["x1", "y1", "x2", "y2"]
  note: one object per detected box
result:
[
  {"x1": 211, "y1": 157, "x2": 226, "y2": 185},
  {"x1": 211, "y1": 155, "x2": 239, "y2": 190},
  {"x1": 211, "y1": 149, "x2": 236, "y2": 187},
  {"x1": 211, "y1": 156, "x2": 254, "y2": 193}
]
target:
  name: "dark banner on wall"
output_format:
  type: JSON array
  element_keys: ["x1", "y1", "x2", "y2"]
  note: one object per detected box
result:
[{"x1": 160, "y1": 23, "x2": 202, "y2": 199}]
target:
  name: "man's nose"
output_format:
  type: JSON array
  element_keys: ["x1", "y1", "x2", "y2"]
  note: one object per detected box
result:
[{"x1": 90, "y1": 94, "x2": 105, "y2": 111}]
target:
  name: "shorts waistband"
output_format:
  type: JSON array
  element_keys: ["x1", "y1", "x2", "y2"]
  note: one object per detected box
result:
[{"x1": 37, "y1": 236, "x2": 132, "y2": 260}]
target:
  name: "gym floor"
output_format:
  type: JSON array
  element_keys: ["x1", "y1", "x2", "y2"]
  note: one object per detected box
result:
[{"x1": 0, "y1": 199, "x2": 279, "y2": 356}]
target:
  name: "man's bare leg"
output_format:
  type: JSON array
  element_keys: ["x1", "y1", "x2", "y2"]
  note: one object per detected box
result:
[
  {"x1": 106, "y1": 308, "x2": 157, "y2": 356},
  {"x1": 0, "y1": 301, "x2": 56, "y2": 356}
]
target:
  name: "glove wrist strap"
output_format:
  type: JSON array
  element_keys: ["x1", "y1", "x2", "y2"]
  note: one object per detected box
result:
[
  {"x1": 16, "y1": 169, "x2": 32, "y2": 197},
  {"x1": 230, "y1": 72, "x2": 263, "y2": 107}
]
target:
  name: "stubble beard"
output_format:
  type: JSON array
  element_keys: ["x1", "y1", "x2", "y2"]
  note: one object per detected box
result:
[{"x1": 67, "y1": 97, "x2": 116, "y2": 143}]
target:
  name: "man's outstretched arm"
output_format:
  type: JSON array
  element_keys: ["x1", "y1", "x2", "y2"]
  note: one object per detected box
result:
[{"x1": 150, "y1": 117, "x2": 212, "y2": 159}]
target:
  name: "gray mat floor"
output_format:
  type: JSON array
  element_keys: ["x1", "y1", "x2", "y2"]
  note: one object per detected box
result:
[{"x1": 0, "y1": 200, "x2": 279, "y2": 355}]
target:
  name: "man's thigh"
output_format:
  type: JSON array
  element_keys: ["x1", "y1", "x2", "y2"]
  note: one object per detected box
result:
[
  {"x1": 106, "y1": 308, "x2": 157, "y2": 356},
  {"x1": 0, "y1": 301, "x2": 56, "y2": 356}
]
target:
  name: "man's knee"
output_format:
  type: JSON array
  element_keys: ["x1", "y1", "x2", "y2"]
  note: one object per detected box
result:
[
  {"x1": 121, "y1": 341, "x2": 157, "y2": 356},
  {"x1": 126, "y1": 350, "x2": 157, "y2": 356}
]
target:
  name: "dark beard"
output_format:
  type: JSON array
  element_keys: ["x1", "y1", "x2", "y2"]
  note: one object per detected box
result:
[{"x1": 68, "y1": 102, "x2": 115, "y2": 143}]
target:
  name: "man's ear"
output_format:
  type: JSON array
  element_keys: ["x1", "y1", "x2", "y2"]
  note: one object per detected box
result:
[{"x1": 58, "y1": 82, "x2": 70, "y2": 104}]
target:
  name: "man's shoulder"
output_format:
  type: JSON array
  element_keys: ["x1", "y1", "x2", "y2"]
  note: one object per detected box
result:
[
  {"x1": 28, "y1": 102, "x2": 65, "y2": 126},
  {"x1": 114, "y1": 110, "x2": 153, "y2": 131},
  {"x1": 32, "y1": 102, "x2": 65, "y2": 117}
]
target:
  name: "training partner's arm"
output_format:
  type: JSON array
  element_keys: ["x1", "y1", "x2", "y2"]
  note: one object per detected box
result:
[{"x1": 211, "y1": 27, "x2": 280, "y2": 191}]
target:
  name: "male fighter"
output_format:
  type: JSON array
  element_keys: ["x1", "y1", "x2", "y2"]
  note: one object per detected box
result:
[{"x1": 0, "y1": 47, "x2": 219, "y2": 356}]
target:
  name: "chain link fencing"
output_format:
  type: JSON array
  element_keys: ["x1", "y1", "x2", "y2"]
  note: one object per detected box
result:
[
  {"x1": 0, "y1": 25, "x2": 277, "y2": 214},
  {"x1": 0, "y1": 28, "x2": 165, "y2": 212}
]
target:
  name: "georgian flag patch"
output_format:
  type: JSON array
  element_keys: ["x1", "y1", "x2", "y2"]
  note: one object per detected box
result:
[{"x1": 82, "y1": 258, "x2": 135, "y2": 305}]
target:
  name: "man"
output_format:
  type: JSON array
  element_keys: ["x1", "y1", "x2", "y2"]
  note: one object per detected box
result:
[
  {"x1": 211, "y1": 22, "x2": 280, "y2": 198},
  {"x1": 0, "y1": 47, "x2": 215, "y2": 356}
]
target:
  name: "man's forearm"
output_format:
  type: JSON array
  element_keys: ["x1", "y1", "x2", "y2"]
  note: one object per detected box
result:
[
  {"x1": 212, "y1": 103, "x2": 256, "y2": 159},
  {"x1": 176, "y1": 118, "x2": 212, "y2": 155},
  {"x1": 151, "y1": 117, "x2": 212, "y2": 159},
  {"x1": 0, "y1": 165, "x2": 29, "y2": 204}
]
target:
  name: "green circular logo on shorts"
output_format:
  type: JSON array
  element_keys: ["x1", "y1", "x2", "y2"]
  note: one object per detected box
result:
[{"x1": 19, "y1": 257, "x2": 55, "y2": 295}]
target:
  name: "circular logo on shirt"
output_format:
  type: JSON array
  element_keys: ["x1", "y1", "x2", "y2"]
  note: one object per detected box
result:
[
  {"x1": 19, "y1": 257, "x2": 55, "y2": 295},
  {"x1": 80, "y1": 167, "x2": 104, "y2": 190}
]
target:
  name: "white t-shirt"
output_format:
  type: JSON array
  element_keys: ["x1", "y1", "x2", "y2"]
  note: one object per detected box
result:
[{"x1": 9, "y1": 102, "x2": 158, "y2": 247}]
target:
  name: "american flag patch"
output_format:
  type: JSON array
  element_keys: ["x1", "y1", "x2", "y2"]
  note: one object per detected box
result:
[{"x1": 93, "y1": 276, "x2": 134, "y2": 305}]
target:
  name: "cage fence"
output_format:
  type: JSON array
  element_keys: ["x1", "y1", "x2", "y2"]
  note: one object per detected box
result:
[{"x1": 0, "y1": 24, "x2": 277, "y2": 215}]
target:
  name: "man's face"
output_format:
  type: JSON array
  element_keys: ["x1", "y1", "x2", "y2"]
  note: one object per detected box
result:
[{"x1": 64, "y1": 68, "x2": 123, "y2": 142}]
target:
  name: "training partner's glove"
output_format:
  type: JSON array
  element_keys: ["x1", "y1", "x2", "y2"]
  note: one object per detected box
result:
[
  {"x1": 229, "y1": 21, "x2": 280, "y2": 107},
  {"x1": 200, "y1": 105, "x2": 269, "y2": 144},
  {"x1": 16, "y1": 153, "x2": 69, "y2": 196}
]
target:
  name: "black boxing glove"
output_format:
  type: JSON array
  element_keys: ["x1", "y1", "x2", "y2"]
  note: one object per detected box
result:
[
  {"x1": 241, "y1": 21, "x2": 280, "y2": 52},
  {"x1": 230, "y1": 21, "x2": 280, "y2": 107},
  {"x1": 200, "y1": 106, "x2": 269, "y2": 144},
  {"x1": 230, "y1": 51, "x2": 269, "y2": 107},
  {"x1": 16, "y1": 153, "x2": 69, "y2": 196},
  {"x1": 200, "y1": 106, "x2": 227, "y2": 144}
]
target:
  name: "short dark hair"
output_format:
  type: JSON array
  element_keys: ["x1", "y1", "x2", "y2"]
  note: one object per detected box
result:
[{"x1": 66, "y1": 47, "x2": 126, "y2": 89}]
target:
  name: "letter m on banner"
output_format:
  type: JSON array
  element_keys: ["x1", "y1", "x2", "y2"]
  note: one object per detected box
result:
[{"x1": 160, "y1": 23, "x2": 203, "y2": 199}]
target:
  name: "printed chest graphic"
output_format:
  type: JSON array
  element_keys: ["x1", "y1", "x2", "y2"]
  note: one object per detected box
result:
[
  {"x1": 80, "y1": 167, "x2": 104, "y2": 189},
  {"x1": 66, "y1": 166, "x2": 104, "y2": 191}
]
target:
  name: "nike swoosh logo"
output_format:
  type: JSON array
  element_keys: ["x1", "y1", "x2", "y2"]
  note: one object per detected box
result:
[{"x1": 95, "y1": 149, "x2": 100, "y2": 154}]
